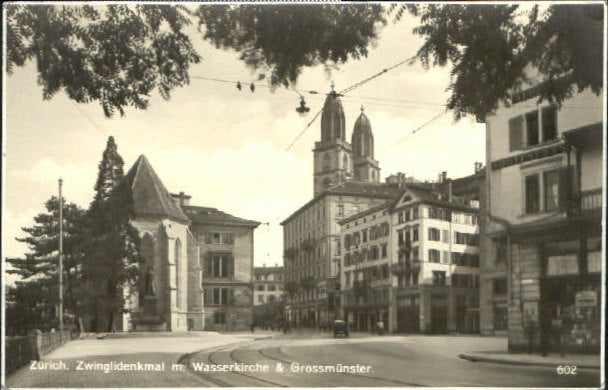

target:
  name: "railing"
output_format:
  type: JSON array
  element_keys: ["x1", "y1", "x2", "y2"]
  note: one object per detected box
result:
[
  {"x1": 5, "y1": 329, "x2": 79, "y2": 376},
  {"x1": 579, "y1": 188, "x2": 602, "y2": 212},
  {"x1": 5, "y1": 336, "x2": 37, "y2": 376}
]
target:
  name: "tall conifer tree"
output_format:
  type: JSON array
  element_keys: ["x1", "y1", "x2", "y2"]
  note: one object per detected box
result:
[
  {"x1": 83, "y1": 136, "x2": 141, "y2": 332},
  {"x1": 6, "y1": 197, "x2": 87, "y2": 334}
]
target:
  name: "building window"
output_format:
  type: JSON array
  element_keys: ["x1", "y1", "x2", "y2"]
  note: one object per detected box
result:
[
  {"x1": 337, "y1": 205, "x2": 344, "y2": 217},
  {"x1": 412, "y1": 226, "x2": 419, "y2": 242},
  {"x1": 432, "y1": 271, "x2": 446, "y2": 285},
  {"x1": 381, "y1": 243, "x2": 388, "y2": 258},
  {"x1": 362, "y1": 229, "x2": 368, "y2": 243},
  {"x1": 525, "y1": 168, "x2": 569, "y2": 214},
  {"x1": 429, "y1": 249, "x2": 441, "y2": 263},
  {"x1": 525, "y1": 173, "x2": 540, "y2": 213},
  {"x1": 412, "y1": 272, "x2": 419, "y2": 286},
  {"x1": 442, "y1": 230, "x2": 449, "y2": 243},
  {"x1": 455, "y1": 232, "x2": 479, "y2": 246},
  {"x1": 428, "y1": 228, "x2": 440, "y2": 241},
  {"x1": 205, "y1": 288, "x2": 234, "y2": 306},
  {"x1": 214, "y1": 312, "x2": 226, "y2": 324},
  {"x1": 494, "y1": 305, "x2": 508, "y2": 330},
  {"x1": 493, "y1": 278, "x2": 507, "y2": 295},
  {"x1": 268, "y1": 285, "x2": 277, "y2": 292},
  {"x1": 206, "y1": 254, "x2": 234, "y2": 277},
  {"x1": 257, "y1": 295, "x2": 264, "y2": 304},
  {"x1": 543, "y1": 170, "x2": 560, "y2": 211},
  {"x1": 221, "y1": 233, "x2": 234, "y2": 244},
  {"x1": 257, "y1": 285, "x2": 265, "y2": 291}
]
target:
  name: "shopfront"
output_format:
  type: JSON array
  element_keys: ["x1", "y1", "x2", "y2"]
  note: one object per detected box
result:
[{"x1": 542, "y1": 237, "x2": 602, "y2": 353}]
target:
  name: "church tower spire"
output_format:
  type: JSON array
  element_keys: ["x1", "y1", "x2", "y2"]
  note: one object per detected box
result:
[
  {"x1": 313, "y1": 86, "x2": 353, "y2": 196},
  {"x1": 351, "y1": 105, "x2": 380, "y2": 182}
]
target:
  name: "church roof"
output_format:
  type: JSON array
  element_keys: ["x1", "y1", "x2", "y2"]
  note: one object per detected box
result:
[
  {"x1": 122, "y1": 155, "x2": 190, "y2": 223},
  {"x1": 281, "y1": 181, "x2": 402, "y2": 225},
  {"x1": 321, "y1": 90, "x2": 346, "y2": 141},
  {"x1": 183, "y1": 205, "x2": 260, "y2": 228}
]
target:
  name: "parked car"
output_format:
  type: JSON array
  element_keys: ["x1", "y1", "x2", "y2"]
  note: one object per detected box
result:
[{"x1": 333, "y1": 319, "x2": 349, "y2": 338}]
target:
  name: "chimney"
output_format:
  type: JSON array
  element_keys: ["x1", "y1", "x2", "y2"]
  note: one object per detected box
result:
[
  {"x1": 171, "y1": 192, "x2": 191, "y2": 206},
  {"x1": 474, "y1": 162, "x2": 483, "y2": 173}
]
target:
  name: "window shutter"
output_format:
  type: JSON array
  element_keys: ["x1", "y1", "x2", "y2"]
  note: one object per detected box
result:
[
  {"x1": 509, "y1": 116, "x2": 523, "y2": 151},
  {"x1": 559, "y1": 166, "x2": 573, "y2": 212}
]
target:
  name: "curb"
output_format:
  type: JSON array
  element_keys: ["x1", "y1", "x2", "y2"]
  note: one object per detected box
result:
[{"x1": 458, "y1": 354, "x2": 601, "y2": 370}]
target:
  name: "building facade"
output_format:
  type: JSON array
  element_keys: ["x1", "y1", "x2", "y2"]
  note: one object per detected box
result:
[
  {"x1": 253, "y1": 265, "x2": 285, "y2": 328},
  {"x1": 282, "y1": 90, "x2": 401, "y2": 328},
  {"x1": 339, "y1": 174, "x2": 482, "y2": 335},
  {"x1": 183, "y1": 203, "x2": 259, "y2": 332},
  {"x1": 482, "y1": 80, "x2": 603, "y2": 352},
  {"x1": 253, "y1": 265, "x2": 284, "y2": 305}
]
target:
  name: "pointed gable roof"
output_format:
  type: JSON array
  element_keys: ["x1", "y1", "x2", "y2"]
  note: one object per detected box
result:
[{"x1": 123, "y1": 155, "x2": 190, "y2": 223}]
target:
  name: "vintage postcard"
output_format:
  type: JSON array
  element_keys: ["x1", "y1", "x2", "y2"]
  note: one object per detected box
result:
[{"x1": 2, "y1": 1, "x2": 605, "y2": 388}]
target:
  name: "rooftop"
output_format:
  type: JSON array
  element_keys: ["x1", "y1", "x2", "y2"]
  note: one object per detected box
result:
[
  {"x1": 281, "y1": 181, "x2": 402, "y2": 225},
  {"x1": 122, "y1": 155, "x2": 190, "y2": 224},
  {"x1": 183, "y1": 205, "x2": 260, "y2": 228}
]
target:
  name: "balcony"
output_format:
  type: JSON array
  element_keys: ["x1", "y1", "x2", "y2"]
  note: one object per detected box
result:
[
  {"x1": 579, "y1": 188, "x2": 602, "y2": 212},
  {"x1": 391, "y1": 260, "x2": 421, "y2": 274},
  {"x1": 568, "y1": 188, "x2": 602, "y2": 218}
]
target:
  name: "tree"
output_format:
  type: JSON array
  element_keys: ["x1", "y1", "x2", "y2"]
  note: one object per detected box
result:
[
  {"x1": 6, "y1": 4, "x2": 201, "y2": 117},
  {"x1": 397, "y1": 4, "x2": 604, "y2": 120},
  {"x1": 6, "y1": 4, "x2": 385, "y2": 117},
  {"x1": 5, "y1": 196, "x2": 87, "y2": 334},
  {"x1": 194, "y1": 4, "x2": 386, "y2": 87},
  {"x1": 82, "y1": 136, "x2": 142, "y2": 331}
]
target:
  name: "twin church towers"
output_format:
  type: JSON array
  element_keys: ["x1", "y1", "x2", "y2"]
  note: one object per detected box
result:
[{"x1": 313, "y1": 89, "x2": 381, "y2": 196}]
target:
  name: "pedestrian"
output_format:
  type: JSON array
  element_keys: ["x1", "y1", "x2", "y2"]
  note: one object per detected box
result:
[{"x1": 250, "y1": 323, "x2": 255, "y2": 334}]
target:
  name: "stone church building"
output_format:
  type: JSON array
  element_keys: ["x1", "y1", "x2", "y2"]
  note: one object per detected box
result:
[{"x1": 110, "y1": 155, "x2": 259, "y2": 332}]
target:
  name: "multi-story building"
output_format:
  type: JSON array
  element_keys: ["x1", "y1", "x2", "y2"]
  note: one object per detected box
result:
[
  {"x1": 340, "y1": 202, "x2": 392, "y2": 331},
  {"x1": 181, "y1": 198, "x2": 260, "y2": 332},
  {"x1": 253, "y1": 265, "x2": 284, "y2": 305},
  {"x1": 339, "y1": 170, "x2": 482, "y2": 334},
  {"x1": 282, "y1": 90, "x2": 401, "y2": 328},
  {"x1": 482, "y1": 77, "x2": 603, "y2": 352},
  {"x1": 253, "y1": 265, "x2": 285, "y2": 328}
]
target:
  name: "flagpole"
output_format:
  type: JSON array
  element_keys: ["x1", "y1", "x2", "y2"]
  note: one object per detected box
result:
[{"x1": 58, "y1": 178, "x2": 64, "y2": 331}]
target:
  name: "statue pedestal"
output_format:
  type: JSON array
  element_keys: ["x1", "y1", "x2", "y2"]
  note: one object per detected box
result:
[{"x1": 142, "y1": 295, "x2": 158, "y2": 316}]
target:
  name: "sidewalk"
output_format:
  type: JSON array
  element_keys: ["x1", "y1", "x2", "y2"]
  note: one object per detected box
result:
[{"x1": 459, "y1": 350, "x2": 601, "y2": 369}]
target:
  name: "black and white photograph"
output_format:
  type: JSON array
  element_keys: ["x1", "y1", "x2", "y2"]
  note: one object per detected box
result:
[{"x1": 2, "y1": 2, "x2": 605, "y2": 388}]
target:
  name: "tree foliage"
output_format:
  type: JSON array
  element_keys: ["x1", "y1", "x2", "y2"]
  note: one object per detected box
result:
[
  {"x1": 6, "y1": 4, "x2": 200, "y2": 117},
  {"x1": 6, "y1": 4, "x2": 603, "y2": 120},
  {"x1": 397, "y1": 4, "x2": 604, "y2": 120},
  {"x1": 195, "y1": 4, "x2": 386, "y2": 88},
  {"x1": 5, "y1": 197, "x2": 87, "y2": 335}
]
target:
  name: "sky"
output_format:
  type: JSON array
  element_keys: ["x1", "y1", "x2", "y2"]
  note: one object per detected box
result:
[{"x1": 3, "y1": 4, "x2": 486, "y2": 285}]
